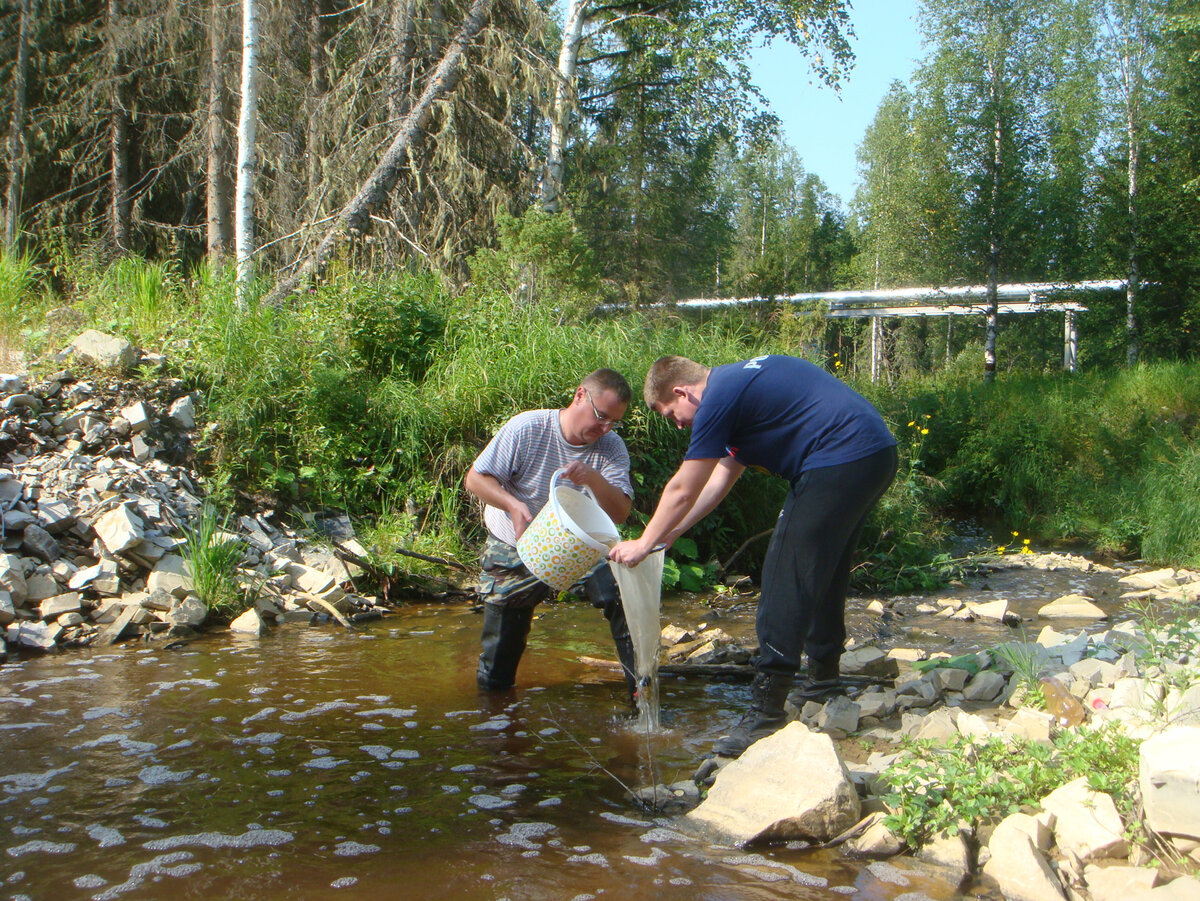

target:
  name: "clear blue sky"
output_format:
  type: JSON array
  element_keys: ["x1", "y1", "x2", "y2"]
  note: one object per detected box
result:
[{"x1": 747, "y1": 0, "x2": 924, "y2": 205}]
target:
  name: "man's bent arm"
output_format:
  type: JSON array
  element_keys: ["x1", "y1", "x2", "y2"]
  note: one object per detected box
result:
[
  {"x1": 665, "y1": 456, "x2": 744, "y2": 544},
  {"x1": 464, "y1": 467, "x2": 534, "y2": 538},
  {"x1": 610, "y1": 458, "x2": 719, "y2": 564}
]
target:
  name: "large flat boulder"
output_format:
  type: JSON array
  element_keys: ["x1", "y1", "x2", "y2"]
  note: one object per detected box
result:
[
  {"x1": 686, "y1": 722, "x2": 860, "y2": 846},
  {"x1": 983, "y1": 815, "x2": 1066, "y2": 901},
  {"x1": 69, "y1": 330, "x2": 138, "y2": 370},
  {"x1": 1139, "y1": 726, "x2": 1200, "y2": 841},
  {"x1": 1041, "y1": 777, "x2": 1127, "y2": 861}
]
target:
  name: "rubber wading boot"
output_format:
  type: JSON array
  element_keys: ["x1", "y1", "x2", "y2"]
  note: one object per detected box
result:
[
  {"x1": 712, "y1": 672, "x2": 793, "y2": 758},
  {"x1": 605, "y1": 600, "x2": 640, "y2": 705},
  {"x1": 795, "y1": 655, "x2": 843, "y2": 701},
  {"x1": 477, "y1": 604, "x2": 534, "y2": 690}
]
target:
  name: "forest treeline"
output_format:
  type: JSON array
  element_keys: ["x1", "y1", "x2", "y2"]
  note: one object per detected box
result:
[{"x1": 1, "y1": 0, "x2": 1199, "y2": 374}]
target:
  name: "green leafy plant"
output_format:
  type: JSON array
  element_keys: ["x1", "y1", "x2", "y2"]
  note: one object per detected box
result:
[
  {"x1": 881, "y1": 728, "x2": 1138, "y2": 849},
  {"x1": 661, "y1": 536, "x2": 718, "y2": 592},
  {"x1": 181, "y1": 503, "x2": 247, "y2": 621}
]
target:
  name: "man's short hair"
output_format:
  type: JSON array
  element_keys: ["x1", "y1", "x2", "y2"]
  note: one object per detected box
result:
[
  {"x1": 643, "y1": 356, "x2": 708, "y2": 406},
  {"x1": 582, "y1": 368, "x2": 632, "y2": 404}
]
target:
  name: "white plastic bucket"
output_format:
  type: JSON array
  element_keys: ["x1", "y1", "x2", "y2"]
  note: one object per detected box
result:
[{"x1": 517, "y1": 470, "x2": 620, "y2": 592}]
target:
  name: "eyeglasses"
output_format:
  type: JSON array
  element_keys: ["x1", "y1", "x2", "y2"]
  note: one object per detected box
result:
[{"x1": 583, "y1": 388, "x2": 624, "y2": 430}]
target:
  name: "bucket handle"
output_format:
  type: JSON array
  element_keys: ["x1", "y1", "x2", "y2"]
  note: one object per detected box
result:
[{"x1": 550, "y1": 467, "x2": 596, "y2": 502}]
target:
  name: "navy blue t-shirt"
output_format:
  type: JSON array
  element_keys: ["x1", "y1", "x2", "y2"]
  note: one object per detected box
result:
[{"x1": 685, "y1": 355, "x2": 896, "y2": 481}]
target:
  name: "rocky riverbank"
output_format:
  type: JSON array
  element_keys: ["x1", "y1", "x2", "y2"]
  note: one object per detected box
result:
[
  {"x1": 644, "y1": 558, "x2": 1200, "y2": 900},
  {"x1": 1, "y1": 331, "x2": 404, "y2": 662}
]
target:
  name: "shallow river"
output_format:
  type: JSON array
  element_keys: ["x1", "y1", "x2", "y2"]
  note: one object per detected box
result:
[{"x1": 0, "y1": 556, "x2": 1135, "y2": 901}]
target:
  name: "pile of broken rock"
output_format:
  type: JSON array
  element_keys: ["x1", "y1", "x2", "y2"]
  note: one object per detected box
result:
[{"x1": 1, "y1": 330, "x2": 381, "y2": 660}]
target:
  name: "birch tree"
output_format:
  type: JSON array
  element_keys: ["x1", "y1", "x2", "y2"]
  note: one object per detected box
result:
[
  {"x1": 1102, "y1": 0, "x2": 1162, "y2": 365},
  {"x1": 235, "y1": 0, "x2": 260, "y2": 303}
]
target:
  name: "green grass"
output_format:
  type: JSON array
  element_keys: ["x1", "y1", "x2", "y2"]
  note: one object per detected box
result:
[{"x1": 8, "y1": 248, "x2": 1200, "y2": 591}]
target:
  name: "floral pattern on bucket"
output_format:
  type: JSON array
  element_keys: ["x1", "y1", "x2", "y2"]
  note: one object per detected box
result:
[{"x1": 517, "y1": 470, "x2": 619, "y2": 592}]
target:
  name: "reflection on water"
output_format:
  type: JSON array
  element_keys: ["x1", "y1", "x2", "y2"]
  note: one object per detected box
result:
[{"x1": 0, "y1": 599, "x2": 970, "y2": 901}]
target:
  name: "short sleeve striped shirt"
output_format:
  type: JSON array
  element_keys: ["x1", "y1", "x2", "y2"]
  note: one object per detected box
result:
[{"x1": 472, "y1": 409, "x2": 633, "y2": 546}]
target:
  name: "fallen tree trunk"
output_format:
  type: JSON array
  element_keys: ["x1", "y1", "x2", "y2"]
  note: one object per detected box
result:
[{"x1": 263, "y1": 0, "x2": 495, "y2": 306}]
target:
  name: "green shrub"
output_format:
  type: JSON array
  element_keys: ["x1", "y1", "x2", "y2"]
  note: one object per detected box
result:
[{"x1": 344, "y1": 272, "x2": 447, "y2": 380}]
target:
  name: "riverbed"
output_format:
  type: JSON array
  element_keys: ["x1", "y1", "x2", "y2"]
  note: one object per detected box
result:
[{"x1": 0, "y1": 555, "x2": 1136, "y2": 900}]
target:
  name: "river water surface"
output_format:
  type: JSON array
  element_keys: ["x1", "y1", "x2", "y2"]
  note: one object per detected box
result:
[{"x1": 1, "y1": 556, "x2": 1135, "y2": 900}]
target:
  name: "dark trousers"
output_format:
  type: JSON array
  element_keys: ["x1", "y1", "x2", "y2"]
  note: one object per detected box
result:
[{"x1": 755, "y1": 445, "x2": 898, "y2": 676}]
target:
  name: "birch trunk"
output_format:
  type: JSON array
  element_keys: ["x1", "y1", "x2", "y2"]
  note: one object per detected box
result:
[
  {"x1": 4, "y1": 0, "x2": 31, "y2": 250},
  {"x1": 264, "y1": 0, "x2": 494, "y2": 306},
  {"x1": 983, "y1": 57, "x2": 1002, "y2": 383},
  {"x1": 541, "y1": 0, "x2": 588, "y2": 213},
  {"x1": 207, "y1": 0, "x2": 234, "y2": 259},
  {"x1": 1120, "y1": 20, "x2": 1142, "y2": 367},
  {"x1": 109, "y1": 0, "x2": 131, "y2": 256},
  {"x1": 235, "y1": 0, "x2": 260, "y2": 305}
]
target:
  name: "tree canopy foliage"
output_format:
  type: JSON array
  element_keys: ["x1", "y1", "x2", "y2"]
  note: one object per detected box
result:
[{"x1": 2, "y1": 0, "x2": 1199, "y2": 369}]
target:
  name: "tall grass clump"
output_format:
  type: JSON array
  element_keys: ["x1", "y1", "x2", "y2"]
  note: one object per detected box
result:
[
  {"x1": 1141, "y1": 446, "x2": 1200, "y2": 566},
  {"x1": 0, "y1": 251, "x2": 48, "y2": 360},
  {"x1": 181, "y1": 502, "x2": 246, "y2": 620}
]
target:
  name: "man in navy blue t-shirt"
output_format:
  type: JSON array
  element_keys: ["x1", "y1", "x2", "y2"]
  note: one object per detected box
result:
[{"x1": 610, "y1": 354, "x2": 898, "y2": 758}]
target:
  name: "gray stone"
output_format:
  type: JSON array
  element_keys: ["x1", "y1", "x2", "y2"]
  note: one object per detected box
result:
[
  {"x1": 1139, "y1": 726, "x2": 1200, "y2": 841},
  {"x1": 3, "y1": 509, "x2": 34, "y2": 529},
  {"x1": 0, "y1": 373, "x2": 26, "y2": 393},
  {"x1": 120, "y1": 401, "x2": 152, "y2": 433},
  {"x1": 2, "y1": 393, "x2": 43, "y2": 413},
  {"x1": 167, "y1": 595, "x2": 207, "y2": 628},
  {"x1": 0, "y1": 554, "x2": 27, "y2": 604},
  {"x1": 20, "y1": 523, "x2": 59, "y2": 562},
  {"x1": 969, "y1": 599, "x2": 1012, "y2": 622},
  {"x1": 931, "y1": 666, "x2": 971, "y2": 692},
  {"x1": 896, "y1": 674, "x2": 941, "y2": 709},
  {"x1": 70, "y1": 330, "x2": 138, "y2": 370},
  {"x1": 94, "y1": 503, "x2": 144, "y2": 554},
  {"x1": 964, "y1": 670, "x2": 1008, "y2": 702},
  {"x1": 39, "y1": 592, "x2": 81, "y2": 621},
  {"x1": 842, "y1": 646, "x2": 900, "y2": 679},
  {"x1": 7, "y1": 619, "x2": 62, "y2": 651},
  {"x1": 815, "y1": 696, "x2": 861, "y2": 735},
  {"x1": 1041, "y1": 777, "x2": 1128, "y2": 861},
  {"x1": 917, "y1": 830, "x2": 972, "y2": 889},
  {"x1": 1084, "y1": 864, "x2": 1158, "y2": 901},
  {"x1": 687, "y1": 722, "x2": 861, "y2": 846},
  {"x1": 857, "y1": 689, "x2": 898, "y2": 720},
  {"x1": 35, "y1": 499, "x2": 76, "y2": 534},
  {"x1": 1039, "y1": 594, "x2": 1107, "y2": 621},
  {"x1": 229, "y1": 608, "x2": 266, "y2": 636},
  {"x1": 0, "y1": 593, "x2": 14, "y2": 626},
  {"x1": 167, "y1": 395, "x2": 196, "y2": 429},
  {"x1": 146, "y1": 555, "x2": 193, "y2": 596},
  {"x1": 100, "y1": 605, "x2": 141, "y2": 644},
  {"x1": 1118, "y1": 568, "x2": 1178, "y2": 591},
  {"x1": 984, "y1": 815, "x2": 1066, "y2": 901},
  {"x1": 23, "y1": 571, "x2": 59, "y2": 602}
]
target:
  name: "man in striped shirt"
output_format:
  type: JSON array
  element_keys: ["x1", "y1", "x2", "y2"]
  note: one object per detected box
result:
[{"x1": 464, "y1": 369, "x2": 638, "y2": 699}]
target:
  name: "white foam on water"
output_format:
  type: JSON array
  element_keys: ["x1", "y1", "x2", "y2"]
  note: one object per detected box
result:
[
  {"x1": 143, "y1": 829, "x2": 294, "y2": 851},
  {"x1": 565, "y1": 852, "x2": 609, "y2": 867},
  {"x1": 333, "y1": 841, "x2": 379, "y2": 856},
  {"x1": 137, "y1": 766, "x2": 193, "y2": 786},
  {"x1": 5, "y1": 840, "x2": 76, "y2": 856},
  {"x1": 241, "y1": 707, "x2": 277, "y2": 724},
  {"x1": 279, "y1": 700, "x2": 358, "y2": 722},
  {"x1": 496, "y1": 821, "x2": 555, "y2": 850},
  {"x1": 359, "y1": 745, "x2": 393, "y2": 760},
  {"x1": 73, "y1": 875, "x2": 108, "y2": 889},
  {"x1": 86, "y1": 825, "x2": 125, "y2": 848},
  {"x1": 233, "y1": 732, "x2": 284, "y2": 746},
  {"x1": 354, "y1": 707, "x2": 415, "y2": 718},
  {"x1": 90, "y1": 851, "x2": 201, "y2": 900},
  {"x1": 623, "y1": 846, "x2": 669, "y2": 866},
  {"x1": 0, "y1": 764, "x2": 76, "y2": 793},
  {"x1": 304, "y1": 757, "x2": 347, "y2": 770},
  {"x1": 82, "y1": 707, "x2": 126, "y2": 721},
  {"x1": 331, "y1": 877, "x2": 358, "y2": 888},
  {"x1": 145, "y1": 679, "x2": 219, "y2": 698},
  {"x1": 468, "y1": 794, "x2": 515, "y2": 810},
  {"x1": 74, "y1": 734, "x2": 156, "y2": 754}
]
